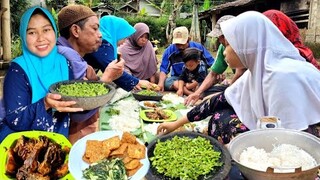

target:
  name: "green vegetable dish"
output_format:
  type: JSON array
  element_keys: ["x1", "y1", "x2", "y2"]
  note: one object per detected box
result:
[
  {"x1": 82, "y1": 158, "x2": 127, "y2": 180},
  {"x1": 57, "y1": 82, "x2": 109, "y2": 97},
  {"x1": 150, "y1": 136, "x2": 223, "y2": 179},
  {"x1": 137, "y1": 90, "x2": 158, "y2": 96}
]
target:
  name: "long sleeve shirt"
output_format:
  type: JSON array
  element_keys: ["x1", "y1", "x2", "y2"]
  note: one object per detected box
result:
[
  {"x1": 84, "y1": 40, "x2": 139, "y2": 91},
  {"x1": 160, "y1": 41, "x2": 215, "y2": 77},
  {"x1": 0, "y1": 62, "x2": 71, "y2": 142}
]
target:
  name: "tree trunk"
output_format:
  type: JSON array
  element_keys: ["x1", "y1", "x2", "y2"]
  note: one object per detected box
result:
[
  {"x1": 190, "y1": 2, "x2": 201, "y2": 43},
  {"x1": 1, "y1": 0, "x2": 10, "y2": 61},
  {"x1": 166, "y1": 0, "x2": 184, "y2": 44}
]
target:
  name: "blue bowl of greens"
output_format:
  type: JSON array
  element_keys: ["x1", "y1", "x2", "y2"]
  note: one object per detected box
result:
[
  {"x1": 49, "y1": 80, "x2": 116, "y2": 110},
  {"x1": 146, "y1": 131, "x2": 231, "y2": 180}
]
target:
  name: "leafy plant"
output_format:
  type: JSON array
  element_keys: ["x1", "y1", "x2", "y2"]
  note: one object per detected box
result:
[
  {"x1": 202, "y1": 0, "x2": 211, "y2": 11},
  {"x1": 138, "y1": 7, "x2": 148, "y2": 17},
  {"x1": 10, "y1": 0, "x2": 31, "y2": 36},
  {"x1": 11, "y1": 35, "x2": 22, "y2": 59}
]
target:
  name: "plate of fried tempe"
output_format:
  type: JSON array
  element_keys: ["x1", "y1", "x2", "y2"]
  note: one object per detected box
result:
[
  {"x1": 0, "y1": 131, "x2": 72, "y2": 180},
  {"x1": 68, "y1": 130, "x2": 150, "y2": 180}
]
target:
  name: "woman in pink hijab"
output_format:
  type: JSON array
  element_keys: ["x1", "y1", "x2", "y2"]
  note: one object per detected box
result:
[{"x1": 119, "y1": 23, "x2": 158, "y2": 83}]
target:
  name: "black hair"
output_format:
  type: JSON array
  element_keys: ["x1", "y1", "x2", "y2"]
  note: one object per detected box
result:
[
  {"x1": 31, "y1": 8, "x2": 53, "y2": 26},
  {"x1": 182, "y1": 48, "x2": 200, "y2": 63},
  {"x1": 59, "y1": 18, "x2": 89, "y2": 39}
]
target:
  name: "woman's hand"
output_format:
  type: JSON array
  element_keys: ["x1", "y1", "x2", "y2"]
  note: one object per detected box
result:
[
  {"x1": 135, "y1": 80, "x2": 152, "y2": 90},
  {"x1": 157, "y1": 116, "x2": 190, "y2": 135},
  {"x1": 176, "y1": 89, "x2": 183, "y2": 97},
  {"x1": 157, "y1": 122, "x2": 177, "y2": 135},
  {"x1": 44, "y1": 93, "x2": 83, "y2": 112},
  {"x1": 101, "y1": 59, "x2": 124, "y2": 83},
  {"x1": 184, "y1": 92, "x2": 200, "y2": 106}
]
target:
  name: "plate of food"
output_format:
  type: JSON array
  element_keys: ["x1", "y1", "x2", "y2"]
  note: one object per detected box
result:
[
  {"x1": 140, "y1": 109, "x2": 177, "y2": 123},
  {"x1": 0, "y1": 131, "x2": 72, "y2": 180},
  {"x1": 49, "y1": 80, "x2": 116, "y2": 110},
  {"x1": 138, "y1": 101, "x2": 166, "y2": 109},
  {"x1": 146, "y1": 131, "x2": 231, "y2": 180},
  {"x1": 68, "y1": 130, "x2": 150, "y2": 180},
  {"x1": 132, "y1": 89, "x2": 163, "y2": 101}
]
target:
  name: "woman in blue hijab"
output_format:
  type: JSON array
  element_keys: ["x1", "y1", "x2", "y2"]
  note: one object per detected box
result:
[
  {"x1": 84, "y1": 15, "x2": 152, "y2": 91},
  {"x1": 0, "y1": 6, "x2": 82, "y2": 142}
]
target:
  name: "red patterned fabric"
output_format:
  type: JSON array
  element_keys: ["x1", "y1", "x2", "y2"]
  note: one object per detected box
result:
[{"x1": 263, "y1": 9, "x2": 320, "y2": 70}]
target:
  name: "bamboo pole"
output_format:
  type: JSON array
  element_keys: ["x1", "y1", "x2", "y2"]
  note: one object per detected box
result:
[{"x1": 2, "y1": 0, "x2": 10, "y2": 61}]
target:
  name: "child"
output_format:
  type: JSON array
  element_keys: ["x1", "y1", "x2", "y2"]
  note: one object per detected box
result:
[{"x1": 177, "y1": 48, "x2": 208, "y2": 96}]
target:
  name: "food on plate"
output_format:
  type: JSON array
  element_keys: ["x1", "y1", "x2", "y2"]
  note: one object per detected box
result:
[
  {"x1": 239, "y1": 144, "x2": 317, "y2": 172},
  {"x1": 82, "y1": 140, "x2": 111, "y2": 164},
  {"x1": 108, "y1": 99, "x2": 141, "y2": 132},
  {"x1": 162, "y1": 93, "x2": 185, "y2": 105},
  {"x1": 137, "y1": 89, "x2": 158, "y2": 96},
  {"x1": 5, "y1": 135, "x2": 70, "y2": 179},
  {"x1": 141, "y1": 83, "x2": 160, "y2": 91},
  {"x1": 83, "y1": 158, "x2": 127, "y2": 180},
  {"x1": 150, "y1": 83, "x2": 160, "y2": 91},
  {"x1": 57, "y1": 82, "x2": 109, "y2": 97},
  {"x1": 127, "y1": 144, "x2": 146, "y2": 159},
  {"x1": 146, "y1": 108, "x2": 169, "y2": 120},
  {"x1": 150, "y1": 136, "x2": 222, "y2": 179},
  {"x1": 82, "y1": 132, "x2": 145, "y2": 177},
  {"x1": 144, "y1": 101, "x2": 158, "y2": 108}
]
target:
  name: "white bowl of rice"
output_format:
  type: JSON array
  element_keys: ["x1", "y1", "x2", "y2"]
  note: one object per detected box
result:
[{"x1": 228, "y1": 129, "x2": 320, "y2": 180}]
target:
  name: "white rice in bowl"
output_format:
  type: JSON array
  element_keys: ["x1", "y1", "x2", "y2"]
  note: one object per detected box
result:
[{"x1": 239, "y1": 144, "x2": 317, "y2": 173}]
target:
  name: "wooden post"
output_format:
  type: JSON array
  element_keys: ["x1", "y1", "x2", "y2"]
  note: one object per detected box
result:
[{"x1": 1, "y1": 0, "x2": 10, "y2": 61}]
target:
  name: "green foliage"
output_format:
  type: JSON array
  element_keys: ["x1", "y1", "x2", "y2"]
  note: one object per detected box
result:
[
  {"x1": 46, "y1": 0, "x2": 67, "y2": 10},
  {"x1": 202, "y1": 0, "x2": 211, "y2": 11},
  {"x1": 11, "y1": 35, "x2": 22, "y2": 59},
  {"x1": 51, "y1": 8, "x2": 58, "y2": 23},
  {"x1": 76, "y1": 0, "x2": 102, "y2": 7},
  {"x1": 10, "y1": 0, "x2": 31, "y2": 36},
  {"x1": 123, "y1": 15, "x2": 191, "y2": 47},
  {"x1": 138, "y1": 7, "x2": 148, "y2": 17},
  {"x1": 305, "y1": 42, "x2": 320, "y2": 59}
]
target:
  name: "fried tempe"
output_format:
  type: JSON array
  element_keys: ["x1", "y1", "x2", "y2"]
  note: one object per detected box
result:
[
  {"x1": 121, "y1": 132, "x2": 137, "y2": 144},
  {"x1": 125, "y1": 159, "x2": 141, "y2": 170},
  {"x1": 127, "y1": 164, "x2": 143, "y2": 177},
  {"x1": 102, "y1": 136, "x2": 121, "y2": 151},
  {"x1": 127, "y1": 144, "x2": 146, "y2": 159},
  {"x1": 110, "y1": 143, "x2": 128, "y2": 156},
  {"x1": 83, "y1": 140, "x2": 110, "y2": 164},
  {"x1": 82, "y1": 132, "x2": 146, "y2": 177}
]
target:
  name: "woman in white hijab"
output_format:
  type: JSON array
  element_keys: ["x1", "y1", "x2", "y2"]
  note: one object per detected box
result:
[
  {"x1": 157, "y1": 11, "x2": 320, "y2": 143},
  {"x1": 222, "y1": 11, "x2": 320, "y2": 132}
]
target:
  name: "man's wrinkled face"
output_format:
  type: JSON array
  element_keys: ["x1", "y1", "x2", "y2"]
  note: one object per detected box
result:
[{"x1": 77, "y1": 16, "x2": 102, "y2": 54}]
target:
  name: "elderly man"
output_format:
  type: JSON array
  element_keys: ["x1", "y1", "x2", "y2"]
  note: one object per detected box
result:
[
  {"x1": 158, "y1": 26, "x2": 215, "y2": 92},
  {"x1": 57, "y1": 5, "x2": 124, "y2": 143}
]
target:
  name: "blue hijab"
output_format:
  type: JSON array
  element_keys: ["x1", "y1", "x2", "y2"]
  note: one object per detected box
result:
[
  {"x1": 99, "y1": 15, "x2": 136, "y2": 59},
  {"x1": 13, "y1": 6, "x2": 68, "y2": 103}
]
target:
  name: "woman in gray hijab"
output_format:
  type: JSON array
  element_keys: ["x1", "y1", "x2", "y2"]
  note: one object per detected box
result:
[{"x1": 119, "y1": 23, "x2": 158, "y2": 83}]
